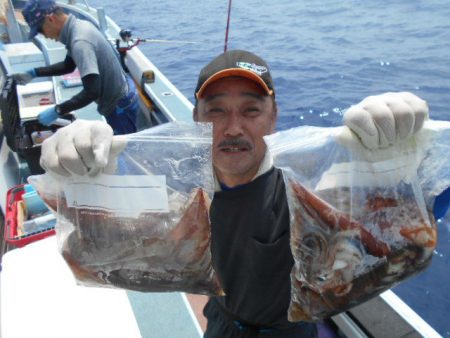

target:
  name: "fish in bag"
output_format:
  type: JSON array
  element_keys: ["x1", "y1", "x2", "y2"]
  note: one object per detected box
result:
[
  {"x1": 265, "y1": 120, "x2": 450, "y2": 321},
  {"x1": 30, "y1": 122, "x2": 224, "y2": 296}
]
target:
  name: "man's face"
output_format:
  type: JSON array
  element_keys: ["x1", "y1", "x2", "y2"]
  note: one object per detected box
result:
[
  {"x1": 194, "y1": 76, "x2": 277, "y2": 187},
  {"x1": 39, "y1": 14, "x2": 60, "y2": 40}
]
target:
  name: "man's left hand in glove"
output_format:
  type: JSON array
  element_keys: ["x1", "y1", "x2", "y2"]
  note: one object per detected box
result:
[{"x1": 343, "y1": 92, "x2": 429, "y2": 149}]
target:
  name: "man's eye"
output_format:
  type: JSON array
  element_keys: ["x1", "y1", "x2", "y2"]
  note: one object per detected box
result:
[
  {"x1": 206, "y1": 107, "x2": 225, "y2": 115},
  {"x1": 244, "y1": 107, "x2": 261, "y2": 115}
]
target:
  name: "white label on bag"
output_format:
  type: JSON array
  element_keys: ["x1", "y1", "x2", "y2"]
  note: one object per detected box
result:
[
  {"x1": 315, "y1": 154, "x2": 421, "y2": 191},
  {"x1": 64, "y1": 174, "x2": 169, "y2": 215}
]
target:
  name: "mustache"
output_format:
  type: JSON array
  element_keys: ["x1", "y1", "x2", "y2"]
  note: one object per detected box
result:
[{"x1": 217, "y1": 138, "x2": 253, "y2": 150}]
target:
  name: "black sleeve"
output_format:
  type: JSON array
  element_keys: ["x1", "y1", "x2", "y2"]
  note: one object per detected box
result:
[
  {"x1": 35, "y1": 55, "x2": 77, "y2": 77},
  {"x1": 57, "y1": 74, "x2": 101, "y2": 115}
]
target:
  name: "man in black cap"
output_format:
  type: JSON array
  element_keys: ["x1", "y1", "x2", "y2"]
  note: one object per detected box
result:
[
  {"x1": 193, "y1": 50, "x2": 319, "y2": 336},
  {"x1": 39, "y1": 49, "x2": 434, "y2": 337},
  {"x1": 11, "y1": 0, "x2": 138, "y2": 135}
]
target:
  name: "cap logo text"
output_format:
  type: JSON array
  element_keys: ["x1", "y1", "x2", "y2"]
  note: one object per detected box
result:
[{"x1": 236, "y1": 62, "x2": 267, "y2": 76}]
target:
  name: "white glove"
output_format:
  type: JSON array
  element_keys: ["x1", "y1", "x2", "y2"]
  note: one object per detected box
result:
[
  {"x1": 40, "y1": 120, "x2": 127, "y2": 177},
  {"x1": 343, "y1": 92, "x2": 429, "y2": 149}
]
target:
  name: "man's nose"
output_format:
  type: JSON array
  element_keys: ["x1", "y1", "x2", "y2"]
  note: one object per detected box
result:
[{"x1": 223, "y1": 112, "x2": 244, "y2": 137}]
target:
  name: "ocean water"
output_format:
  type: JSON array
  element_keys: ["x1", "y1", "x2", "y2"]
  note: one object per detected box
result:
[{"x1": 90, "y1": 0, "x2": 450, "y2": 336}]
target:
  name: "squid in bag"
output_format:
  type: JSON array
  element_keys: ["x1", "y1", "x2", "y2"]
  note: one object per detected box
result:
[
  {"x1": 29, "y1": 122, "x2": 224, "y2": 296},
  {"x1": 265, "y1": 120, "x2": 450, "y2": 321}
]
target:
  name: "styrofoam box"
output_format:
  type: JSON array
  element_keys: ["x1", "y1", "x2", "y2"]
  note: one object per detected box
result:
[
  {"x1": 4, "y1": 42, "x2": 45, "y2": 70},
  {"x1": 16, "y1": 81, "x2": 55, "y2": 120}
]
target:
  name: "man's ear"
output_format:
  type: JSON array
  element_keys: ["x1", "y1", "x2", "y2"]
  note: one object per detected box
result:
[
  {"x1": 271, "y1": 100, "x2": 278, "y2": 130},
  {"x1": 193, "y1": 106, "x2": 199, "y2": 122},
  {"x1": 47, "y1": 13, "x2": 56, "y2": 23}
]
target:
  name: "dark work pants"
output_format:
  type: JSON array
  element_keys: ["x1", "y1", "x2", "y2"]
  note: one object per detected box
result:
[
  {"x1": 105, "y1": 75, "x2": 138, "y2": 135},
  {"x1": 203, "y1": 299, "x2": 318, "y2": 338}
]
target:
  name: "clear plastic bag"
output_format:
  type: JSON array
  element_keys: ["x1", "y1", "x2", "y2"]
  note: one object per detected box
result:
[
  {"x1": 265, "y1": 120, "x2": 450, "y2": 321},
  {"x1": 29, "y1": 122, "x2": 224, "y2": 296}
]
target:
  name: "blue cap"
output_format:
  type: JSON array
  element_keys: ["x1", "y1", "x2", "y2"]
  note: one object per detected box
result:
[{"x1": 22, "y1": 0, "x2": 59, "y2": 39}]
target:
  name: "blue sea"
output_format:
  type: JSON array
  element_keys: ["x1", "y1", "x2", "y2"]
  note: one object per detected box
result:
[{"x1": 91, "y1": 0, "x2": 450, "y2": 336}]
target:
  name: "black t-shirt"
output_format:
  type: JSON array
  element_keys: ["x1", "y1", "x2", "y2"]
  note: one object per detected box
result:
[{"x1": 210, "y1": 167, "x2": 296, "y2": 328}]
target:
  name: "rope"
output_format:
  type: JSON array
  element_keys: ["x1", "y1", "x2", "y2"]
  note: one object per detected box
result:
[{"x1": 224, "y1": 0, "x2": 232, "y2": 52}]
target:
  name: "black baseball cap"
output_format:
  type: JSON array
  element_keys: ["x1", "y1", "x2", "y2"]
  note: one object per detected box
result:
[{"x1": 195, "y1": 50, "x2": 275, "y2": 99}]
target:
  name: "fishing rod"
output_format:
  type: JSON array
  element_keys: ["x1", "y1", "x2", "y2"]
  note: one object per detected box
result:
[
  {"x1": 136, "y1": 38, "x2": 197, "y2": 44},
  {"x1": 112, "y1": 29, "x2": 197, "y2": 53},
  {"x1": 224, "y1": 0, "x2": 233, "y2": 52},
  {"x1": 111, "y1": 29, "x2": 198, "y2": 75}
]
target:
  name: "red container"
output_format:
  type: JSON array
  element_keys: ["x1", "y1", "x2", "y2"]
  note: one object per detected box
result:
[{"x1": 4, "y1": 184, "x2": 55, "y2": 248}]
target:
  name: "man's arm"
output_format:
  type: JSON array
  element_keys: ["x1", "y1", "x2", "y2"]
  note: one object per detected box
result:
[
  {"x1": 56, "y1": 74, "x2": 101, "y2": 115},
  {"x1": 35, "y1": 55, "x2": 77, "y2": 77},
  {"x1": 9, "y1": 55, "x2": 77, "y2": 86}
]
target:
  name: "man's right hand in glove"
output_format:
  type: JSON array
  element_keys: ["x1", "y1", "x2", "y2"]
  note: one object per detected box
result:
[
  {"x1": 40, "y1": 120, "x2": 127, "y2": 177},
  {"x1": 10, "y1": 69, "x2": 37, "y2": 85}
]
